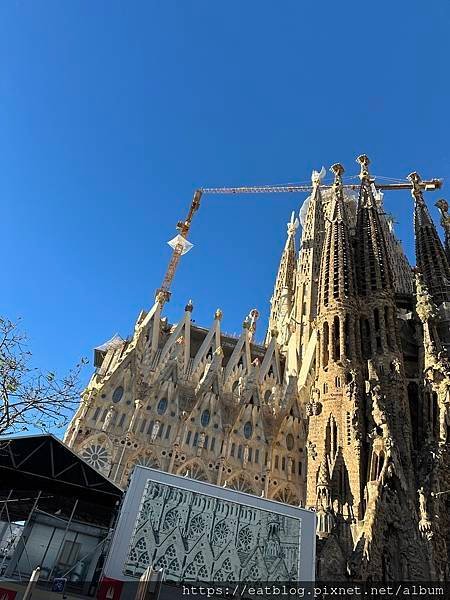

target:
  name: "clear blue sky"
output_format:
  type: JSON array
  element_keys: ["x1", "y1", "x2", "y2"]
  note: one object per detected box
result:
[{"x1": 1, "y1": 1, "x2": 450, "y2": 390}]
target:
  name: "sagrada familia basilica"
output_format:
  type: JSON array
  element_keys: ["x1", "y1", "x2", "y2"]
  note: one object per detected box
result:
[{"x1": 65, "y1": 155, "x2": 450, "y2": 581}]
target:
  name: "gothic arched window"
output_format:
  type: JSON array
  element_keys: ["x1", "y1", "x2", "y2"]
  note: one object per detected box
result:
[
  {"x1": 323, "y1": 322, "x2": 330, "y2": 367},
  {"x1": 385, "y1": 306, "x2": 393, "y2": 349},
  {"x1": 112, "y1": 386, "x2": 124, "y2": 403},
  {"x1": 157, "y1": 398, "x2": 168, "y2": 415},
  {"x1": 243, "y1": 421, "x2": 253, "y2": 439},
  {"x1": 344, "y1": 314, "x2": 351, "y2": 358},
  {"x1": 333, "y1": 316, "x2": 340, "y2": 361},
  {"x1": 201, "y1": 409, "x2": 210, "y2": 427}
]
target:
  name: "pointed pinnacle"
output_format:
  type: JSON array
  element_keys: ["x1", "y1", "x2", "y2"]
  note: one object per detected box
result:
[
  {"x1": 356, "y1": 154, "x2": 371, "y2": 181},
  {"x1": 330, "y1": 163, "x2": 345, "y2": 188},
  {"x1": 434, "y1": 198, "x2": 448, "y2": 212},
  {"x1": 408, "y1": 171, "x2": 421, "y2": 184},
  {"x1": 287, "y1": 211, "x2": 298, "y2": 237},
  {"x1": 311, "y1": 168, "x2": 323, "y2": 187},
  {"x1": 408, "y1": 171, "x2": 422, "y2": 199},
  {"x1": 435, "y1": 199, "x2": 449, "y2": 215}
]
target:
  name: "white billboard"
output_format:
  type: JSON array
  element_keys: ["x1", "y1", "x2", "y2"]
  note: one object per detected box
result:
[{"x1": 103, "y1": 467, "x2": 315, "y2": 591}]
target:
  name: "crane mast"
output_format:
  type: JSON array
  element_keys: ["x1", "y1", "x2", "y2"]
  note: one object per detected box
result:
[
  {"x1": 155, "y1": 189, "x2": 202, "y2": 303},
  {"x1": 155, "y1": 177, "x2": 442, "y2": 304}
]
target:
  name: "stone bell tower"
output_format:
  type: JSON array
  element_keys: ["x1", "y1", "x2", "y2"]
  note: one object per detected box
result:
[
  {"x1": 305, "y1": 156, "x2": 433, "y2": 580},
  {"x1": 305, "y1": 163, "x2": 364, "y2": 542}
]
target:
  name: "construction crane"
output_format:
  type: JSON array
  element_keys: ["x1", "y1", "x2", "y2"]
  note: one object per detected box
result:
[
  {"x1": 155, "y1": 176, "x2": 442, "y2": 304},
  {"x1": 155, "y1": 189, "x2": 202, "y2": 303}
]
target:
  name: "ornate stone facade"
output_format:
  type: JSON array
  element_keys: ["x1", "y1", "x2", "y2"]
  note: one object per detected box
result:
[
  {"x1": 124, "y1": 478, "x2": 302, "y2": 582},
  {"x1": 65, "y1": 154, "x2": 450, "y2": 580},
  {"x1": 65, "y1": 303, "x2": 305, "y2": 507}
]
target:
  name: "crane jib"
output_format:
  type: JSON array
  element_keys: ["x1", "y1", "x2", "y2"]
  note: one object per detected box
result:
[{"x1": 155, "y1": 176, "x2": 442, "y2": 302}]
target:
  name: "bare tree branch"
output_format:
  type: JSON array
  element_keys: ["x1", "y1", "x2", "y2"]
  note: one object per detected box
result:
[{"x1": 0, "y1": 316, "x2": 87, "y2": 436}]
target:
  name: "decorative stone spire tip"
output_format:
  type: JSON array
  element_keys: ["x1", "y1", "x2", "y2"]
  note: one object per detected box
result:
[
  {"x1": 435, "y1": 198, "x2": 449, "y2": 214},
  {"x1": 356, "y1": 154, "x2": 371, "y2": 181},
  {"x1": 330, "y1": 162, "x2": 345, "y2": 177},
  {"x1": 408, "y1": 171, "x2": 423, "y2": 199},
  {"x1": 287, "y1": 211, "x2": 299, "y2": 237},
  {"x1": 330, "y1": 163, "x2": 345, "y2": 191}
]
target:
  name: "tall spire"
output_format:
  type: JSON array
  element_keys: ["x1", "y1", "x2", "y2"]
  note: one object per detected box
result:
[
  {"x1": 354, "y1": 154, "x2": 393, "y2": 296},
  {"x1": 295, "y1": 169, "x2": 326, "y2": 326},
  {"x1": 435, "y1": 199, "x2": 450, "y2": 263},
  {"x1": 318, "y1": 163, "x2": 357, "y2": 310},
  {"x1": 290, "y1": 168, "x2": 326, "y2": 376},
  {"x1": 409, "y1": 172, "x2": 450, "y2": 306},
  {"x1": 266, "y1": 211, "x2": 298, "y2": 345}
]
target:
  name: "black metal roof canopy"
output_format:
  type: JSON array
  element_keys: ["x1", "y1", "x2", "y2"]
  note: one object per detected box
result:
[{"x1": 0, "y1": 434, "x2": 123, "y2": 526}]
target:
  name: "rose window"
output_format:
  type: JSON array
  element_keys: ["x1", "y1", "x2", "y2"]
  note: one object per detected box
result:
[
  {"x1": 180, "y1": 463, "x2": 209, "y2": 482},
  {"x1": 228, "y1": 477, "x2": 255, "y2": 495},
  {"x1": 81, "y1": 444, "x2": 110, "y2": 473},
  {"x1": 136, "y1": 455, "x2": 160, "y2": 469},
  {"x1": 273, "y1": 487, "x2": 300, "y2": 506}
]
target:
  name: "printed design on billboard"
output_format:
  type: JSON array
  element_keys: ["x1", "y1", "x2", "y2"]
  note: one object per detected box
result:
[{"x1": 124, "y1": 479, "x2": 302, "y2": 582}]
